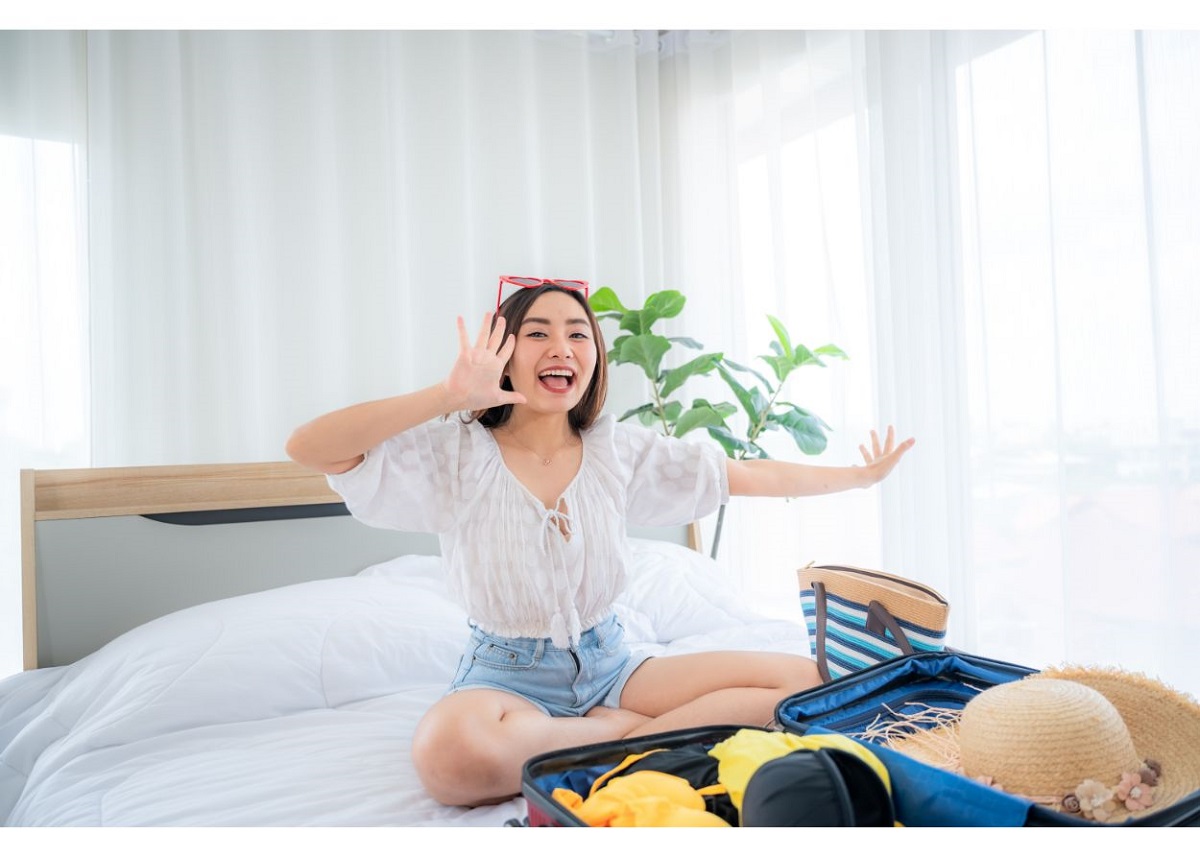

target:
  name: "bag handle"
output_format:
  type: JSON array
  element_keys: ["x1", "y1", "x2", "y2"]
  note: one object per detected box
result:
[
  {"x1": 810, "y1": 584, "x2": 916, "y2": 683},
  {"x1": 811, "y1": 581, "x2": 833, "y2": 683},
  {"x1": 866, "y1": 601, "x2": 916, "y2": 656}
]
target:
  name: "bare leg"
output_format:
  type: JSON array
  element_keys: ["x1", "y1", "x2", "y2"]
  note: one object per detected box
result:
[
  {"x1": 411, "y1": 687, "x2": 650, "y2": 807},
  {"x1": 616, "y1": 651, "x2": 821, "y2": 738}
]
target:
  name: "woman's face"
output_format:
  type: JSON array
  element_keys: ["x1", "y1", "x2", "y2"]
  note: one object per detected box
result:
[{"x1": 504, "y1": 290, "x2": 599, "y2": 417}]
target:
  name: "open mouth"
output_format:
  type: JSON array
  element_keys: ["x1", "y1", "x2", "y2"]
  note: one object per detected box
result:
[{"x1": 538, "y1": 368, "x2": 576, "y2": 393}]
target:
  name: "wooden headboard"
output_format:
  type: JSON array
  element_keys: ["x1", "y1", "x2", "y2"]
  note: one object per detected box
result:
[
  {"x1": 20, "y1": 461, "x2": 701, "y2": 670},
  {"x1": 21, "y1": 460, "x2": 352, "y2": 667}
]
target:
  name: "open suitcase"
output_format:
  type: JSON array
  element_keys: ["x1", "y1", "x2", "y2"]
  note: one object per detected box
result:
[{"x1": 521, "y1": 651, "x2": 1200, "y2": 827}]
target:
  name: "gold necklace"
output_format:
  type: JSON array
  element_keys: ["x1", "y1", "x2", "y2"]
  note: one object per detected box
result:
[{"x1": 499, "y1": 428, "x2": 579, "y2": 466}]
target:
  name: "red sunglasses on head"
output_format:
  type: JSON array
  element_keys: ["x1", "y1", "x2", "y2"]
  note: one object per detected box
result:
[{"x1": 496, "y1": 275, "x2": 590, "y2": 313}]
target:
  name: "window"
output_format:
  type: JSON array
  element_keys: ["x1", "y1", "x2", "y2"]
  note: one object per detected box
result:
[{"x1": 0, "y1": 133, "x2": 89, "y2": 678}]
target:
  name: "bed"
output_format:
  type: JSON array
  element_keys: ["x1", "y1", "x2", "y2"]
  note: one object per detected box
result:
[{"x1": 2, "y1": 462, "x2": 812, "y2": 827}]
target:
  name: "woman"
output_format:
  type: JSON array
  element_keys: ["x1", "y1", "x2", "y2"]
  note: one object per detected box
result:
[{"x1": 285, "y1": 279, "x2": 914, "y2": 807}]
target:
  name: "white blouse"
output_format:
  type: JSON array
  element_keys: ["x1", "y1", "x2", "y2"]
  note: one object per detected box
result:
[{"x1": 327, "y1": 413, "x2": 729, "y2": 647}]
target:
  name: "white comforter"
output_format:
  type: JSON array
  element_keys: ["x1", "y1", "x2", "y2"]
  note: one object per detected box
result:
[{"x1": 0, "y1": 539, "x2": 810, "y2": 827}]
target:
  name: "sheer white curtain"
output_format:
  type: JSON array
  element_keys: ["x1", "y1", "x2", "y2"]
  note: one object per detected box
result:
[
  {"x1": 656, "y1": 30, "x2": 1200, "y2": 695},
  {"x1": 0, "y1": 31, "x2": 90, "y2": 678},
  {"x1": 85, "y1": 30, "x2": 663, "y2": 466},
  {"x1": 950, "y1": 31, "x2": 1200, "y2": 692},
  {"x1": 653, "y1": 31, "x2": 894, "y2": 616}
]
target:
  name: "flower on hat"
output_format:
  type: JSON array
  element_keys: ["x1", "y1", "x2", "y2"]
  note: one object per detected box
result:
[
  {"x1": 1116, "y1": 771, "x2": 1155, "y2": 812},
  {"x1": 1073, "y1": 779, "x2": 1118, "y2": 822}
]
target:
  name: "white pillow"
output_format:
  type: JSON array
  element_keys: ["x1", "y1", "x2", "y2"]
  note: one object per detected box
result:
[{"x1": 615, "y1": 538, "x2": 770, "y2": 642}]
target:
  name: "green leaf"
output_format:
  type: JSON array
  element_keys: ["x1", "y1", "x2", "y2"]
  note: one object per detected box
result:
[
  {"x1": 618, "y1": 333, "x2": 672, "y2": 380},
  {"x1": 706, "y1": 426, "x2": 770, "y2": 460},
  {"x1": 607, "y1": 334, "x2": 631, "y2": 363},
  {"x1": 618, "y1": 309, "x2": 645, "y2": 334},
  {"x1": 617, "y1": 402, "x2": 656, "y2": 423},
  {"x1": 659, "y1": 352, "x2": 723, "y2": 399},
  {"x1": 792, "y1": 343, "x2": 822, "y2": 367},
  {"x1": 767, "y1": 315, "x2": 794, "y2": 360},
  {"x1": 722, "y1": 358, "x2": 774, "y2": 393},
  {"x1": 769, "y1": 407, "x2": 830, "y2": 455},
  {"x1": 776, "y1": 403, "x2": 833, "y2": 432},
  {"x1": 692, "y1": 398, "x2": 739, "y2": 421},
  {"x1": 717, "y1": 363, "x2": 758, "y2": 425},
  {"x1": 636, "y1": 409, "x2": 660, "y2": 427},
  {"x1": 749, "y1": 386, "x2": 771, "y2": 416},
  {"x1": 760, "y1": 354, "x2": 794, "y2": 385},
  {"x1": 669, "y1": 336, "x2": 704, "y2": 349},
  {"x1": 705, "y1": 425, "x2": 754, "y2": 458},
  {"x1": 674, "y1": 403, "x2": 729, "y2": 438},
  {"x1": 640, "y1": 290, "x2": 686, "y2": 329},
  {"x1": 662, "y1": 400, "x2": 684, "y2": 424},
  {"x1": 815, "y1": 344, "x2": 849, "y2": 360},
  {"x1": 589, "y1": 286, "x2": 627, "y2": 313}
]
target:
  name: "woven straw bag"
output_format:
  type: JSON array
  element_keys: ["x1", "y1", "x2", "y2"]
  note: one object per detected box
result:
[{"x1": 798, "y1": 563, "x2": 950, "y2": 683}]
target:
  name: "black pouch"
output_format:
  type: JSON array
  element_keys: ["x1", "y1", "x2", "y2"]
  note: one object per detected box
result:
[{"x1": 740, "y1": 747, "x2": 895, "y2": 826}]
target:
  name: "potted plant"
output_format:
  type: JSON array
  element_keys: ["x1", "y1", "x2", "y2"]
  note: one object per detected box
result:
[{"x1": 590, "y1": 286, "x2": 847, "y2": 557}]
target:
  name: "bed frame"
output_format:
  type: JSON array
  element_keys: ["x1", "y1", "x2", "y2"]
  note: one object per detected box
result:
[{"x1": 20, "y1": 461, "x2": 701, "y2": 670}]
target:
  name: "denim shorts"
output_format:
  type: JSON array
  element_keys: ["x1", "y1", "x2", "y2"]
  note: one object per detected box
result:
[{"x1": 448, "y1": 613, "x2": 649, "y2": 717}]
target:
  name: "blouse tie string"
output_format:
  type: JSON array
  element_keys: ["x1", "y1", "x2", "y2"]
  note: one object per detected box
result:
[
  {"x1": 538, "y1": 505, "x2": 574, "y2": 553},
  {"x1": 539, "y1": 504, "x2": 580, "y2": 647}
]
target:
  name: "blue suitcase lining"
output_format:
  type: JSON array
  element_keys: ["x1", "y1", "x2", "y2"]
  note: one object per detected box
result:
[{"x1": 775, "y1": 651, "x2": 1042, "y2": 827}]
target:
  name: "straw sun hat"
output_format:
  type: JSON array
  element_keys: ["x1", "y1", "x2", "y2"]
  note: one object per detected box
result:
[{"x1": 883, "y1": 666, "x2": 1200, "y2": 823}]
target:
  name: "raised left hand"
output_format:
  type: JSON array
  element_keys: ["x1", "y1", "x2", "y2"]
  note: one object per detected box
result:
[{"x1": 858, "y1": 425, "x2": 915, "y2": 486}]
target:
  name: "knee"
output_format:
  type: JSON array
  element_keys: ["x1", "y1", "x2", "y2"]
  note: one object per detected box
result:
[
  {"x1": 411, "y1": 709, "x2": 511, "y2": 807},
  {"x1": 778, "y1": 655, "x2": 822, "y2": 693}
]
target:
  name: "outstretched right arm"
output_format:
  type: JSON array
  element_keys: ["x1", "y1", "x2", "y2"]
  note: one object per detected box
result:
[{"x1": 285, "y1": 312, "x2": 526, "y2": 474}]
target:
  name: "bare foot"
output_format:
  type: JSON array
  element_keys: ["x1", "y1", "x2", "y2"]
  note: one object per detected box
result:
[{"x1": 584, "y1": 705, "x2": 652, "y2": 737}]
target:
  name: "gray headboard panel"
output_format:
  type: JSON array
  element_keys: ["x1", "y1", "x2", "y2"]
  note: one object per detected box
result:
[{"x1": 33, "y1": 513, "x2": 436, "y2": 669}]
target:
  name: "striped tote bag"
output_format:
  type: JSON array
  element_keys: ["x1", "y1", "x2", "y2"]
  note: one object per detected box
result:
[{"x1": 798, "y1": 564, "x2": 950, "y2": 683}]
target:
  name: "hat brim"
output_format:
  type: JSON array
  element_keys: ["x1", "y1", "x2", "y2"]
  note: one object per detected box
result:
[{"x1": 1032, "y1": 666, "x2": 1200, "y2": 818}]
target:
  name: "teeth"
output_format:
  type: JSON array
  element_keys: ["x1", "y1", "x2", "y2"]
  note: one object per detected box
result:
[{"x1": 539, "y1": 369, "x2": 574, "y2": 377}]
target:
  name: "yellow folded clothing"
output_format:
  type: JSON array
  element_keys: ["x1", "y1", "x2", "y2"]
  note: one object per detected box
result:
[
  {"x1": 552, "y1": 770, "x2": 731, "y2": 827},
  {"x1": 709, "y1": 728, "x2": 892, "y2": 810}
]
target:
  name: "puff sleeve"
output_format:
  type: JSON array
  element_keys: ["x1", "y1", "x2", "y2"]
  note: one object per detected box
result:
[
  {"x1": 609, "y1": 419, "x2": 729, "y2": 527},
  {"x1": 325, "y1": 418, "x2": 469, "y2": 534}
]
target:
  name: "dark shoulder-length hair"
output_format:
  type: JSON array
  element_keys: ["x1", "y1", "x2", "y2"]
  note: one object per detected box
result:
[{"x1": 466, "y1": 284, "x2": 608, "y2": 432}]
